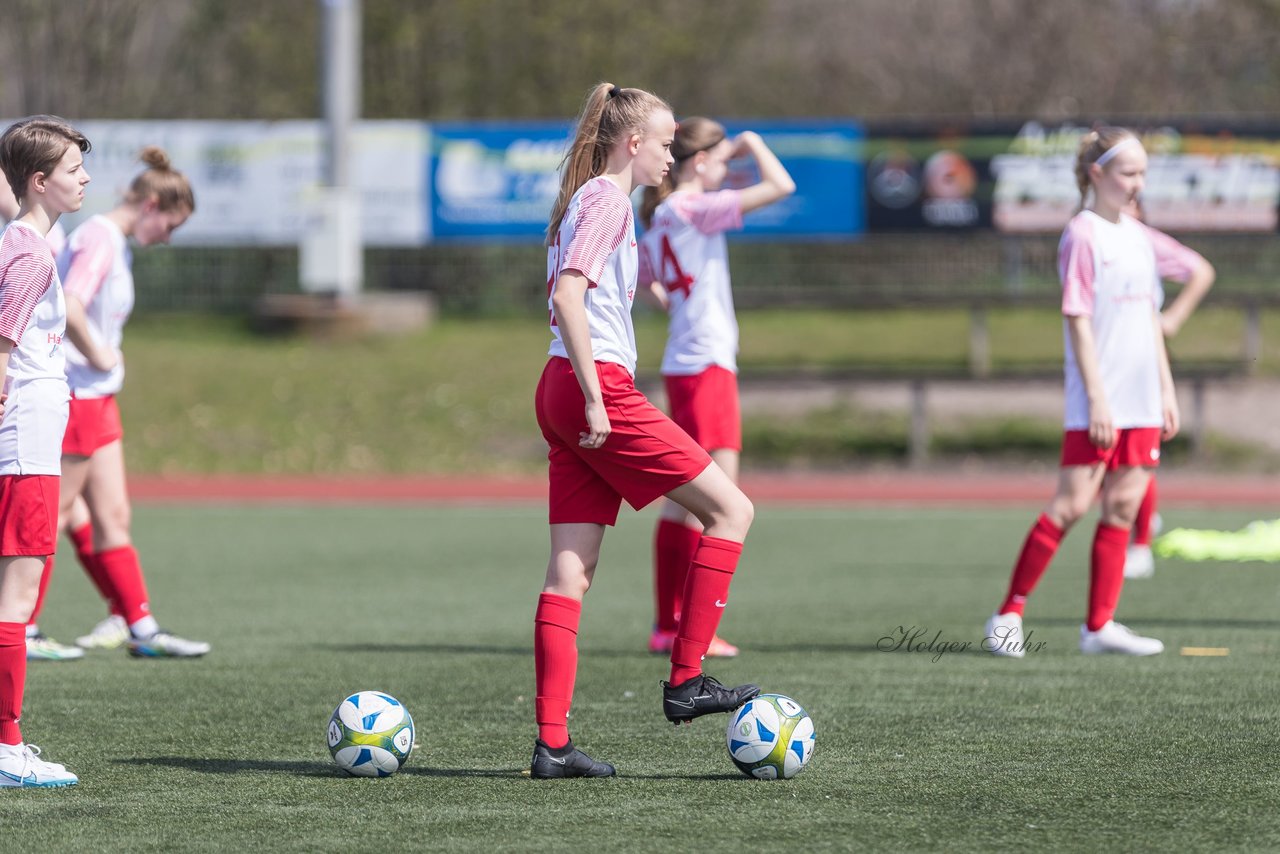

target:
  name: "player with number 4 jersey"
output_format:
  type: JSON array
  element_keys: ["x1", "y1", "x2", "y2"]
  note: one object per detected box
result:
[{"x1": 637, "y1": 119, "x2": 794, "y2": 659}]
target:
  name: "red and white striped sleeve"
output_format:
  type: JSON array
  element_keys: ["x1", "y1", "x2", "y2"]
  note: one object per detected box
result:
[
  {"x1": 674, "y1": 190, "x2": 744, "y2": 235},
  {"x1": 0, "y1": 251, "x2": 54, "y2": 345},
  {"x1": 560, "y1": 181, "x2": 630, "y2": 287},
  {"x1": 1059, "y1": 218, "x2": 1096, "y2": 318},
  {"x1": 1141, "y1": 223, "x2": 1205, "y2": 284},
  {"x1": 61, "y1": 221, "x2": 115, "y2": 305}
]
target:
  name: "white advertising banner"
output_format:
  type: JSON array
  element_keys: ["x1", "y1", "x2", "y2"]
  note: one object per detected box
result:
[{"x1": 54, "y1": 120, "x2": 430, "y2": 246}]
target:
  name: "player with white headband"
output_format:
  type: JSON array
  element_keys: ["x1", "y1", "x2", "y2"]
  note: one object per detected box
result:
[{"x1": 984, "y1": 126, "x2": 1208, "y2": 658}]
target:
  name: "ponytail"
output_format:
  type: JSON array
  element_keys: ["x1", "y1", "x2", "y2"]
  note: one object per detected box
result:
[
  {"x1": 126, "y1": 145, "x2": 195, "y2": 213},
  {"x1": 546, "y1": 82, "x2": 670, "y2": 245}
]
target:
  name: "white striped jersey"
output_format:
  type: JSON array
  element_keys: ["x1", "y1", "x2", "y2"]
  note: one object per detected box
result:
[
  {"x1": 58, "y1": 216, "x2": 133, "y2": 398},
  {"x1": 546, "y1": 177, "x2": 640, "y2": 375},
  {"x1": 638, "y1": 190, "x2": 743, "y2": 376}
]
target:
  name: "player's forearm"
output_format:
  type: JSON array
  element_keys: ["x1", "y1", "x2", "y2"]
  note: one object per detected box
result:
[
  {"x1": 64, "y1": 295, "x2": 114, "y2": 370},
  {"x1": 1162, "y1": 258, "x2": 1215, "y2": 335}
]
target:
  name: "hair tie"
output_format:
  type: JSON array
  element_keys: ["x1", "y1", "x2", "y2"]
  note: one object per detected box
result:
[
  {"x1": 1094, "y1": 136, "x2": 1142, "y2": 168},
  {"x1": 608, "y1": 86, "x2": 621, "y2": 99}
]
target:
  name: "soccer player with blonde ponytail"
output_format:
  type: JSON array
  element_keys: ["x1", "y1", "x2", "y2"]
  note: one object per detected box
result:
[{"x1": 531, "y1": 84, "x2": 761, "y2": 778}]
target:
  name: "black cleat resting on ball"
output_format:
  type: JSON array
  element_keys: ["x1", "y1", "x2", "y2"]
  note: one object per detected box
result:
[
  {"x1": 530, "y1": 739, "x2": 617, "y2": 779},
  {"x1": 662, "y1": 673, "x2": 760, "y2": 724}
]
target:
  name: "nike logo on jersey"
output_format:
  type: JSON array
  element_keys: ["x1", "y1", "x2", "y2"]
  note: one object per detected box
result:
[
  {"x1": 630, "y1": 239, "x2": 637, "y2": 247},
  {"x1": 714, "y1": 599, "x2": 728, "y2": 608}
]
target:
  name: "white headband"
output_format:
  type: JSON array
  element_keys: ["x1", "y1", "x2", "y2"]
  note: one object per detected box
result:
[{"x1": 1094, "y1": 136, "x2": 1142, "y2": 168}]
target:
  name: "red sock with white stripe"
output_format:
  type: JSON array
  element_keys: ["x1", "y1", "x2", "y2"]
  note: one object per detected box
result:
[
  {"x1": 1087, "y1": 523, "x2": 1130, "y2": 631},
  {"x1": 670, "y1": 537, "x2": 742, "y2": 686},
  {"x1": 26, "y1": 556, "x2": 54, "y2": 628},
  {"x1": 70, "y1": 523, "x2": 121, "y2": 617},
  {"x1": 654, "y1": 519, "x2": 700, "y2": 634},
  {"x1": 96, "y1": 546, "x2": 155, "y2": 636},
  {"x1": 998, "y1": 514, "x2": 1064, "y2": 617},
  {"x1": 0, "y1": 621, "x2": 26, "y2": 744},
  {"x1": 534, "y1": 593, "x2": 580, "y2": 749},
  {"x1": 1132, "y1": 479, "x2": 1158, "y2": 546}
]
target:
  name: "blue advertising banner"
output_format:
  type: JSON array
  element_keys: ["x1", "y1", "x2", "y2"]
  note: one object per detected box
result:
[
  {"x1": 430, "y1": 121, "x2": 571, "y2": 240},
  {"x1": 429, "y1": 120, "x2": 865, "y2": 241},
  {"x1": 720, "y1": 120, "x2": 864, "y2": 238}
]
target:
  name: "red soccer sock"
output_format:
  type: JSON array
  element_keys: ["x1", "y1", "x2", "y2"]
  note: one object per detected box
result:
[
  {"x1": 998, "y1": 514, "x2": 1065, "y2": 617},
  {"x1": 534, "y1": 593, "x2": 581, "y2": 750},
  {"x1": 70, "y1": 523, "x2": 119, "y2": 616},
  {"x1": 26, "y1": 557, "x2": 54, "y2": 627},
  {"x1": 670, "y1": 537, "x2": 742, "y2": 685},
  {"x1": 653, "y1": 519, "x2": 701, "y2": 634},
  {"x1": 1087, "y1": 522, "x2": 1130, "y2": 631},
  {"x1": 1133, "y1": 478, "x2": 1158, "y2": 546},
  {"x1": 0, "y1": 621, "x2": 26, "y2": 744},
  {"x1": 96, "y1": 545, "x2": 152, "y2": 625}
]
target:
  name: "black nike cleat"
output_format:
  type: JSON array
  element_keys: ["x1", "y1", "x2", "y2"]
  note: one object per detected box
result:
[
  {"x1": 530, "y1": 739, "x2": 617, "y2": 779},
  {"x1": 662, "y1": 673, "x2": 760, "y2": 724}
]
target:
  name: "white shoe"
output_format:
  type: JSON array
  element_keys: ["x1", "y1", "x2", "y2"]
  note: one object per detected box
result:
[
  {"x1": 127, "y1": 630, "x2": 211, "y2": 658},
  {"x1": 26, "y1": 633, "x2": 86, "y2": 661},
  {"x1": 0, "y1": 743, "x2": 78, "y2": 788},
  {"x1": 1080, "y1": 620, "x2": 1164, "y2": 656},
  {"x1": 984, "y1": 612, "x2": 1026, "y2": 658},
  {"x1": 76, "y1": 615, "x2": 129, "y2": 650},
  {"x1": 1124, "y1": 544, "x2": 1155, "y2": 579}
]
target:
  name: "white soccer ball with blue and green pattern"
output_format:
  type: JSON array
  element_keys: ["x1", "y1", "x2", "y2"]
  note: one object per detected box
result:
[
  {"x1": 726, "y1": 693, "x2": 815, "y2": 780},
  {"x1": 327, "y1": 691, "x2": 415, "y2": 777}
]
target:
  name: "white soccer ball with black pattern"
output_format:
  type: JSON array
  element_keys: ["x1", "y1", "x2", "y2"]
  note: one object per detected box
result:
[
  {"x1": 725, "y1": 693, "x2": 815, "y2": 780},
  {"x1": 327, "y1": 691, "x2": 415, "y2": 777}
]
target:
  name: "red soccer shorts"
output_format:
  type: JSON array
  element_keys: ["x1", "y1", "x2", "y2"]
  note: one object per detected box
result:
[
  {"x1": 62, "y1": 394, "x2": 124, "y2": 457},
  {"x1": 0, "y1": 474, "x2": 59, "y2": 556},
  {"x1": 664, "y1": 365, "x2": 742, "y2": 452},
  {"x1": 536, "y1": 357, "x2": 712, "y2": 526},
  {"x1": 1061, "y1": 427, "x2": 1162, "y2": 470}
]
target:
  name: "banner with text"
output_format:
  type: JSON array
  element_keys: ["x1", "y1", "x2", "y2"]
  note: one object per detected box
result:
[
  {"x1": 864, "y1": 120, "x2": 1280, "y2": 233},
  {"x1": 429, "y1": 120, "x2": 864, "y2": 241},
  {"x1": 54, "y1": 120, "x2": 431, "y2": 246}
]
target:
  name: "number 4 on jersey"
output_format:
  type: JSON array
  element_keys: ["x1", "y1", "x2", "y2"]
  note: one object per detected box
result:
[{"x1": 658, "y1": 235, "x2": 694, "y2": 299}]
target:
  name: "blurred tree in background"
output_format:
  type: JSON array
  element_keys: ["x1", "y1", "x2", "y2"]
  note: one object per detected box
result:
[{"x1": 1, "y1": 0, "x2": 1276, "y2": 120}]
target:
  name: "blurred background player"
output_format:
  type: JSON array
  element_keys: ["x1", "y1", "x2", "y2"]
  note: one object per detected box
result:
[
  {"x1": 637, "y1": 119, "x2": 794, "y2": 657},
  {"x1": 26, "y1": 147, "x2": 210, "y2": 659},
  {"x1": 0, "y1": 116, "x2": 90, "y2": 787},
  {"x1": 1118, "y1": 195, "x2": 1215, "y2": 580},
  {"x1": 985, "y1": 127, "x2": 1193, "y2": 658},
  {"x1": 532, "y1": 83, "x2": 759, "y2": 778}
]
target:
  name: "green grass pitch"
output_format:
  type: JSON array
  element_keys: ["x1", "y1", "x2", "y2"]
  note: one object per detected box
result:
[{"x1": 6, "y1": 501, "x2": 1280, "y2": 851}]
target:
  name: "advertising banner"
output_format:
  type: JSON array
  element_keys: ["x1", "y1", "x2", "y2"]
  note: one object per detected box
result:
[
  {"x1": 429, "y1": 120, "x2": 865, "y2": 241},
  {"x1": 57, "y1": 121, "x2": 431, "y2": 246},
  {"x1": 864, "y1": 120, "x2": 1280, "y2": 233}
]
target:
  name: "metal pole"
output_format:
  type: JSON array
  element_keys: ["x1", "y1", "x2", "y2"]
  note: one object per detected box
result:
[
  {"x1": 301, "y1": 0, "x2": 362, "y2": 297},
  {"x1": 323, "y1": 0, "x2": 359, "y2": 188}
]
